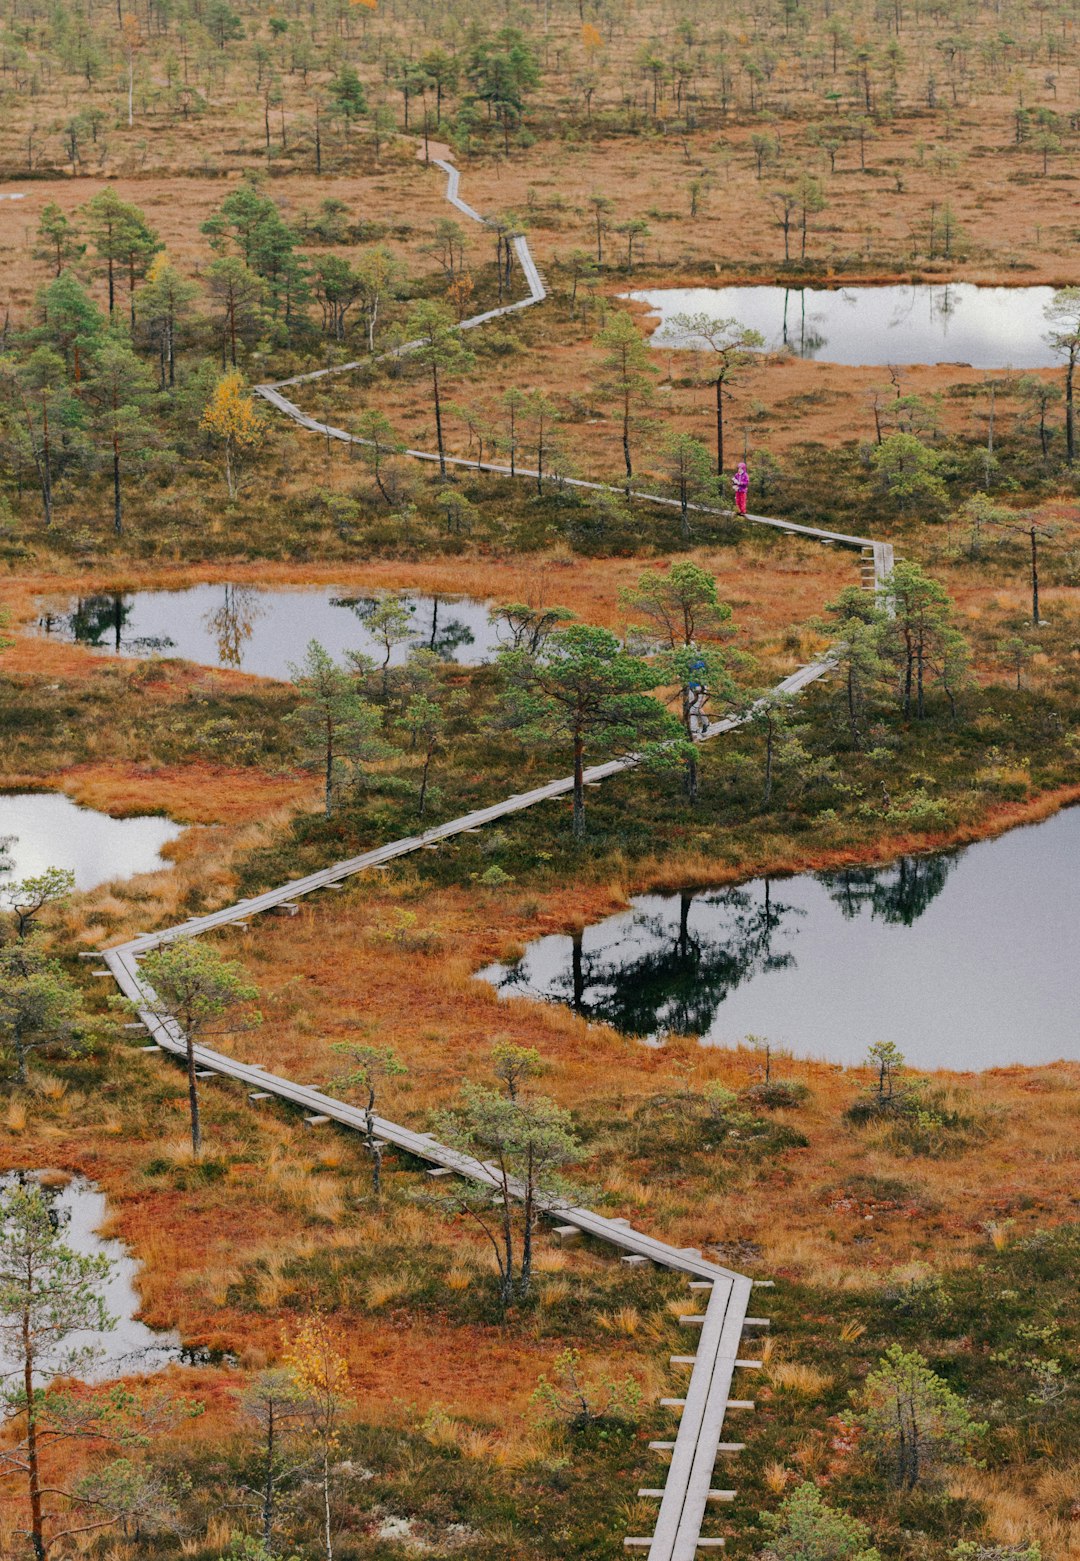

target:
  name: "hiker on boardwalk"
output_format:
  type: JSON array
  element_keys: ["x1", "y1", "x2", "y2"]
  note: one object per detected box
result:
[
  {"x1": 687, "y1": 667, "x2": 709, "y2": 737},
  {"x1": 733, "y1": 460, "x2": 750, "y2": 516}
]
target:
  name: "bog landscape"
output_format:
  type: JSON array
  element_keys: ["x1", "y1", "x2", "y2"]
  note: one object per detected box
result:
[{"x1": 0, "y1": 2, "x2": 1078, "y2": 1559}]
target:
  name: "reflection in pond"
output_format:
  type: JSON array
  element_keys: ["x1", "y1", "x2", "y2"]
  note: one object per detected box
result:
[
  {"x1": 202, "y1": 582, "x2": 266, "y2": 668},
  {"x1": 0, "y1": 1172, "x2": 189, "y2": 1382},
  {"x1": 36, "y1": 584, "x2": 501, "y2": 679},
  {"x1": 819, "y1": 853, "x2": 954, "y2": 926},
  {"x1": 0, "y1": 793, "x2": 182, "y2": 890},
  {"x1": 624, "y1": 283, "x2": 1058, "y2": 368},
  {"x1": 481, "y1": 808, "x2": 1080, "y2": 1070},
  {"x1": 492, "y1": 885, "x2": 801, "y2": 1039}
]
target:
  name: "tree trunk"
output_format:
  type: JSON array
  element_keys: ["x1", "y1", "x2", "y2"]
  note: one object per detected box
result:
[
  {"x1": 520, "y1": 1174, "x2": 534, "y2": 1295},
  {"x1": 1030, "y1": 525, "x2": 1040, "y2": 625},
  {"x1": 23, "y1": 1320, "x2": 45, "y2": 1561},
  {"x1": 418, "y1": 749, "x2": 432, "y2": 817},
  {"x1": 112, "y1": 430, "x2": 122, "y2": 536},
  {"x1": 366, "y1": 1100, "x2": 383, "y2": 1194},
  {"x1": 262, "y1": 1403, "x2": 276, "y2": 1551},
  {"x1": 847, "y1": 663, "x2": 861, "y2": 748},
  {"x1": 39, "y1": 396, "x2": 52, "y2": 527},
  {"x1": 572, "y1": 732, "x2": 585, "y2": 838},
  {"x1": 1067, "y1": 350, "x2": 1075, "y2": 464},
  {"x1": 715, "y1": 375, "x2": 724, "y2": 473},
  {"x1": 324, "y1": 713, "x2": 334, "y2": 816},
  {"x1": 186, "y1": 1035, "x2": 202, "y2": 1156},
  {"x1": 683, "y1": 690, "x2": 699, "y2": 802},
  {"x1": 432, "y1": 361, "x2": 446, "y2": 477},
  {"x1": 622, "y1": 386, "x2": 632, "y2": 483},
  {"x1": 321, "y1": 1443, "x2": 333, "y2": 1561}
]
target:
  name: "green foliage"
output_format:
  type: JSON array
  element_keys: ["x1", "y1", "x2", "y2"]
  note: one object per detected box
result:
[
  {"x1": 433, "y1": 1085, "x2": 581, "y2": 1305},
  {"x1": 498, "y1": 623, "x2": 679, "y2": 837},
  {"x1": 0, "y1": 938, "x2": 84, "y2": 1086},
  {"x1": 287, "y1": 640, "x2": 395, "y2": 816},
  {"x1": 854, "y1": 1343, "x2": 985, "y2": 1488},
  {"x1": 531, "y1": 1347, "x2": 643, "y2": 1431},
  {"x1": 870, "y1": 432, "x2": 949, "y2": 515},
  {"x1": 1, "y1": 865, "x2": 76, "y2": 938},
  {"x1": 757, "y1": 1480, "x2": 881, "y2": 1561},
  {"x1": 135, "y1": 940, "x2": 261, "y2": 1155}
]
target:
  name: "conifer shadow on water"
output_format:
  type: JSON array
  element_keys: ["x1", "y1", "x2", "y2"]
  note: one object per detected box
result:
[
  {"x1": 35, "y1": 583, "x2": 501, "y2": 679},
  {"x1": 480, "y1": 809, "x2": 1080, "y2": 1071}
]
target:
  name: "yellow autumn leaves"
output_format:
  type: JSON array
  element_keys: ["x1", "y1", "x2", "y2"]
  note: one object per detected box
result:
[{"x1": 200, "y1": 371, "x2": 266, "y2": 498}]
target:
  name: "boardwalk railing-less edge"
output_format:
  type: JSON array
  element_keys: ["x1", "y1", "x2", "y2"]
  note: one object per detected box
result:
[{"x1": 89, "y1": 149, "x2": 898, "y2": 1557}]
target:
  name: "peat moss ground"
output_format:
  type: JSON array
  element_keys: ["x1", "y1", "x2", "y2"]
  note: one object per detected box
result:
[
  {"x1": 5, "y1": 578, "x2": 1079, "y2": 1550},
  {"x1": 5, "y1": 913, "x2": 1077, "y2": 1558}
]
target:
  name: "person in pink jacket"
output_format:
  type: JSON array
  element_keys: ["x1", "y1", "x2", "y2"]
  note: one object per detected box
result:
[{"x1": 733, "y1": 460, "x2": 750, "y2": 516}]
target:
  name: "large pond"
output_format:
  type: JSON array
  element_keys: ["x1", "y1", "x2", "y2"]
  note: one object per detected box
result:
[
  {"x1": 0, "y1": 793, "x2": 182, "y2": 889},
  {"x1": 625, "y1": 284, "x2": 1058, "y2": 368},
  {"x1": 0, "y1": 1172, "x2": 186, "y2": 1381},
  {"x1": 35, "y1": 584, "x2": 502, "y2": 679},
  {"x1": 480, "y1": 808, "x2": 1080, "y2": 1071}
]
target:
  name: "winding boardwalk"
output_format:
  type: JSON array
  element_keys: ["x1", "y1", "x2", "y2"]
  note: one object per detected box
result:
[{"x1": 93, "y1": 151, "x2": 898, "y2": 1556}]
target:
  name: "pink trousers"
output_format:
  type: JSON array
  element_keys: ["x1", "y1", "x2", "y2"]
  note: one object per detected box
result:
[{"x1": 735, "y1": 488, "x2": 747, "y2": 515}]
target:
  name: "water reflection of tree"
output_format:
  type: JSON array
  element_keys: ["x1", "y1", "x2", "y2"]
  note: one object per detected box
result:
[
  {"x1": 781, "y1": 290, "x2": 828, "y2": 359},
  {"x1": 420, "y1": 595, "x2": 475, "y2": 660},
  {"x1": 332, "y1": 592, "x2": 475, "y2": 662},
  {"x1": 818, "y1": 851, "x2": 957, "y2": 926},
  {"x1": 499, "y1": 883, "x2": 802, "y2": 1038},
  {"x1": 47, "y1": 593, "x2": 174, "y2": 656},
  {"x1": 68, "y1": 594, "x2": 134, "y2": 651},
  {"x1": 202, "y1": 583, "x2": 265, "y2": 668}
]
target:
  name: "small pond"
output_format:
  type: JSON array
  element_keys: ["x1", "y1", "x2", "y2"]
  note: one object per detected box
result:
[
  {"x1": 0, "y1": 1172, "x2": 187, "y2": 1382},
  {"x1": 625, "y1": 284, "x2": 1058, "y2": 368},
  {"x1": 480, "y1": 807, "x2": 1080, "y2": 1071},
  {"x1": 0, "y1": 793, "x2": 182, "y2": 889},
  {"x1": 35, "y1": 584, "x2": 502, "y2": 679}
]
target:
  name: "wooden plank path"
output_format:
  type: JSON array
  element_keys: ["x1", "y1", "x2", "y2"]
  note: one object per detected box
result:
[
  {"x1": 105, "y1": 930, "x2": 760, "y2": 1560},
  {"x1": 99, "y1": 146, "x2": 894, "y2": 1561},
  {"x1": 254, "y1": 152, "x2": 893, "y2": 596},
  {"x1": 113, "y1": 651, "x2": 831, "y2": 958}
]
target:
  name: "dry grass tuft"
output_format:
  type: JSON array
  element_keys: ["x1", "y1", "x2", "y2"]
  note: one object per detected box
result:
[
  {"x1": 445, "y1": 1264, "x2": 474, "y2": 1293},
  {"x1": 365, "y1": 1273, "x2": 412, "y2": 1310},
  {"x1": 764, "y1": 1460, "x2": 791, "y2": 1494},
  {"x1": 532, "y1": 1249, "x2": 567, "y2": 1273},
  {"x1": 538, "y1": 1278, "x2": 572, "y2": 1307},
  {"x1": 5, "y1": 1099, "x2": 27, "y2": 1133},
  {"x1": 596, "y1": 1305, "x2": 642, "y2": 1337},
  {"x1": 767, "y1": 1360, "x2": 834, "y2": 1398}
]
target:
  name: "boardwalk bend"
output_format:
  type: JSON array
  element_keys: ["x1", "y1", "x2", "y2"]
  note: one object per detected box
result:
[{"x1": 90, "y1": 149, "x2": 896, "y2": 1558}]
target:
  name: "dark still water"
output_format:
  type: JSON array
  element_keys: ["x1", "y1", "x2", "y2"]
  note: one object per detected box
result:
[
  {"x1": 626, "y1": 284, "x2": 1057, "y2": 368},
  {"x1": 480, "y1": 809, "x2": 1080, "y2": 1070},
  {"x1": 35, "y1": 584, "x2": 501, "y2": 679}
]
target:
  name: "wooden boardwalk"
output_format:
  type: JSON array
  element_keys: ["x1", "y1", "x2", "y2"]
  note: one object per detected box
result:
[
  {"x1": 105, "y1": 932, "x2": 760, "y2": 1559},
  {"x1": 95, "y1": 148, "x2": 896, "y2": 1561},
  {"x1": 254, "y1": 153, "x2": 894, "y2": 597}
]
